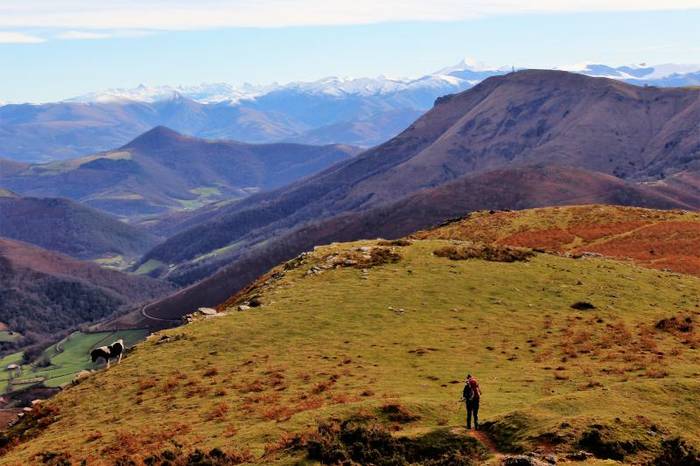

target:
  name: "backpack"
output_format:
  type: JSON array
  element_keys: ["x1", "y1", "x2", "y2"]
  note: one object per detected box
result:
[{"x1": 463, "y1": 383, "x2": 473, "y2": 400}]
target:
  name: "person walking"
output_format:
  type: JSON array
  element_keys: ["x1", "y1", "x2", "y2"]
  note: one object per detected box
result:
[{"x1": 462, "y1": 373, "x2": 481, "y2": 430}]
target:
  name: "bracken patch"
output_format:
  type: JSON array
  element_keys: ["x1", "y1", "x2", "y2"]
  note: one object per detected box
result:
[
  {"x1": 433, "y1": 243, "x2": 534, "y2": 263},
  {"x1": 305, "y1": 418, "x2": 487, "y2": 465}
]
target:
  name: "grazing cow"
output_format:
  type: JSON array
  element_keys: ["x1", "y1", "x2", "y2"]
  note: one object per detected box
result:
[{"x1": 90, "y1": 339, "x2": 124, "y2": 368}]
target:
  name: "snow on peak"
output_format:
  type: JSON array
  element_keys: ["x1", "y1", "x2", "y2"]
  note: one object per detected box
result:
[
  {"x1": 554, "y1": 62, "x2": 700, "y2": 81},
  {"x1": 57, "y1": 61, "x2": 700, "y2": 107},
  {"x1": 67, "y1": 82, "x2": 275, "y2": 104},
  {"x1": 435, "y1": 57, "x2": 488, "y2": 74}
]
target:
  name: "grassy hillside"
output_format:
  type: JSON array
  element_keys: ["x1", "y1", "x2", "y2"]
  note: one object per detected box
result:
[
  {"x1": 414, "y1": 205, "x2": 700, "y2": 277},
  {"x1": 2, "y1": 233, "x2": 698, "y2": 464},
  {"x1": 0, "y1": 330, "x2": 148, "y2": 396}
]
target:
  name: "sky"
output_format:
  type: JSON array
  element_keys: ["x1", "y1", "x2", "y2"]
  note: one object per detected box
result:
[{"x1": 1, "y1": 1, "x2": 700, "y2": 102}]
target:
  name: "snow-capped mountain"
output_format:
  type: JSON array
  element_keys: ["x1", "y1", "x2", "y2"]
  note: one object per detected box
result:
[
  {"x1": 1, "y1": 60, "x2": 699, "y2": 162},
  {"x1": 67, "y1": 82, "x2": 278, "y2": 104},
  {"x1": 556, "y1": 62, "x2": 700, "y2": 85},
  {"x1": 66, "y1": 61, "x2": 700, "y2": 106},
  {"x1": 66, "y1": 60, "x2": 504, "y2": 105}
]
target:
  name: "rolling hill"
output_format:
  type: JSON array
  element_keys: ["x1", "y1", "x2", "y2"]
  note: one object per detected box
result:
[
  {"x1": 0, "y1": 195, "x2": 159, "y2": 263},
  {"x1": 133, "y1": 70, "x2": 700, "y2": 305},
  {"x1": 3, "y1": 209, "x2": 698, "y2": 465},
  {"x1": 0, "y1": 127, "x2": 357, "y2": 218},
  {"x1": 0, "y1": 238, "x2": 172, "y2": 341}
]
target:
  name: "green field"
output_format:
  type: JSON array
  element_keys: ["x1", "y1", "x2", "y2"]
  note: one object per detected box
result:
[
  {"x1": 134, "y1": 258, "x2": 167, "y2": 276},
  {"x1": 0, "y1": 331, "x2": 21, "y2": 343},
  {"x1": 0, "y1": 329, "x2": 149, "y2": 394},
  {"x1": 2, "y1": 237, "x2": 698, "y2": 465}
]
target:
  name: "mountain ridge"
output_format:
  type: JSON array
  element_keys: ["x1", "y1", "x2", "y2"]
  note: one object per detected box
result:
[
  {"x1": 0, "y1": 127, "x2": 358, "y2": 218},
  {"x1": 2, "y1": 62, "x2": 699, "y2": 162}
]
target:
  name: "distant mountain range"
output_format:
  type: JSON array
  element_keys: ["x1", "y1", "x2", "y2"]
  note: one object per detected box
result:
[
  {"x1": 125, "y1": 70, "x2": 700, "y2": 325},
  {"x1": 1, "y1": 61, "x2": 698, "y2": 162},
  {"x1": 0, "y1": 127, "x2": 357, "y2": 218}
]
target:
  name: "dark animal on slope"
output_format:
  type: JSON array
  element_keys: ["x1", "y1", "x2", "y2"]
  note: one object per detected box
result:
[{"x1": 89, "y1": 339, "x2": 124, "y2": 368}]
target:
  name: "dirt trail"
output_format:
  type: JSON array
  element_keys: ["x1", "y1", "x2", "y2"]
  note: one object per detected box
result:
[
  {"x1": 451, "y1": 427, "x2": 503, "y2": 461},
  {"x1": 468, "y1": 430, "x2": 501, "y2": 456}
]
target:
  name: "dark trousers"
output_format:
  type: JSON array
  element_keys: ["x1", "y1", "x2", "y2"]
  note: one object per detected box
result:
[{"x1": 466, "y1": 398, "x2": 479, "y2": 429}]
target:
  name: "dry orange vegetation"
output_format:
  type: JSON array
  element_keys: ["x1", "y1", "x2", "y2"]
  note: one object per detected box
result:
[{"x1": 415, "y1": 205, "x2": 700, "y2": 277}]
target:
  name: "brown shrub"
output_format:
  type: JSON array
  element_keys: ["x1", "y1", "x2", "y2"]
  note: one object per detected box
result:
[
  {"x1": 656, "y1": 315, "x2": 694, "y2": 333},
  {"x1": 206, "y1": 402, "x2": 230, "y2": 421},
  {"x1": 571, "y1": 301, "x2": 596, "y2": 311},
  {"x1": 263, "y1": 431, "x2": 307, "y2": 457},
  {"x1": 161, "y1": 376, "x2": 180, "y2": 393},
  {"x1": 363, "y1": 248, "x2": 401, "y2": 267},
  {"x1": 644, "y1": 368, "x2": 669, "y2": 379},
  {"x1": 223, "y1": 424, "x2": 238, "y2": 438},
  {"x1": 377, "y1": 239, "x2": 412, "y2": 247},
  {"x1": 85, "y1": 431, "x2": 103, "y2": 443},
  {"x1": 239, "y1": 379, "x2": 265, "y2": 393},
  {"x1": 143, "y1": 447, "x2": 253, "y2": 465},
  {"x1": 433, "y1": 243, "x2": 534, "y2": 262},
  {"x1": 262, "y1": 405, "x2": 295, "y2": 422},
  {"x1": 138, "y1": 377, "x2": 158, "y2": 391},
  {"x1": 379, "y1": 403, "x2": 420, "y2": 423},
  {"x1": 312, "y1": 381, "x2": 333, "y2": 394},
  {"x1": 203, "y1": 367, "x2": 219, "y2": 377}
]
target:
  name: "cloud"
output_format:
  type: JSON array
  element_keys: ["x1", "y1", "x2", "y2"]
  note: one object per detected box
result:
[
  {"x1": 0, "y1": 31, "x2": 44, "y2": 43},
  {"x1": 56, "y1": 30, "x2": 154, "y2": 40},
  {"x1": 0, "y1": 0, "x2": 699, "y2": 30}
]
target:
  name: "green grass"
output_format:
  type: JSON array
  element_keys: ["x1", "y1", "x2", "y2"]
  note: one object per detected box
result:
[
  {"x1": 189, "y1": 186, "x2": 222, "y2": 197},
  {"x1": 3, "y1": 330, "x2": 149, "y2": 393},
  {"x1": 93, "y1": 254, "x2": 130, "y2": 270},
  {"x1": 1, "y1": 240, "x2": 699, "y2": 464},
  {"x1": 0, "y1": 352, "x2": 24, "y2": 394},
  {"x1": 0, "y1": 331, "x2": 21, "y2": 343},
  {"x1": 134, "y1": 259, "x2": 166, "y2": 275}
]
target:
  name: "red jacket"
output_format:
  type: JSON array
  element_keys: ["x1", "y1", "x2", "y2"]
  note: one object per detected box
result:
[{"x1": 468, "y1": 378, "x2": 481, "y2": 400}]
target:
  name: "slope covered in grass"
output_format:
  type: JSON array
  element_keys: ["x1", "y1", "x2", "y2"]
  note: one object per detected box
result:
[
  {"x1": 0, "y1": 330, "x2": 148, "y2": 396},
  {"x1": 1, "y1": 235, "x2": 698, "y2": 465},
  {"x1": 415, "y1": 205, "x2": 700, "y2": 277}
]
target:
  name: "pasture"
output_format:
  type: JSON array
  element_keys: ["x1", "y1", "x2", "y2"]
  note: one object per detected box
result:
[
  {"x1": 1, "y1": 237, "x2": 697, "y2": 464},
  {"x1": 0, "y1": 329, "x2": 148, "y2": 395}
]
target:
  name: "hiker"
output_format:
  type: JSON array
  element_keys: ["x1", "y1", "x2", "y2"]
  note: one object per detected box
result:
[{"x1": 462, "y1": 373, "x2": 481, "y2": 430}]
